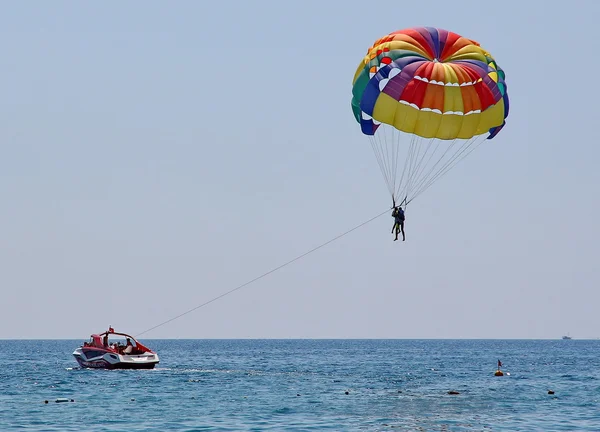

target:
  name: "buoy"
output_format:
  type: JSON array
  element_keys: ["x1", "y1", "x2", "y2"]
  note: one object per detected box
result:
[
  {"x1": 345, "y1": 391, "x2": 349, "y2": 395},
  {"x1": 548, "y1": 390, "x2": 555, "y2": 395},
  {"x1": 494, "y1": 370, "x2": 504, "y2": 376}
]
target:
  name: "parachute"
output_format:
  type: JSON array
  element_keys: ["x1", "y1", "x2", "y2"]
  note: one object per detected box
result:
[{"x1": 351, "y1": 27, "x2": 509, "y2": 207}]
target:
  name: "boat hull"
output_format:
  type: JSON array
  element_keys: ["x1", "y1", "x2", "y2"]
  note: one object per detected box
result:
[{"x1": 73, "y1": 348, "x2": 159, "y2": 370}]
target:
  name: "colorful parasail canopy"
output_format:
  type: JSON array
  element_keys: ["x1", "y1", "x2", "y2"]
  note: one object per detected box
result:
[{"x1": 351, "y1": 27, "x2": 509, "y2": 205}]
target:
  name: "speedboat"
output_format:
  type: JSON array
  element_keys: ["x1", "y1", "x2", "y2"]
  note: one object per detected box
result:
[{"x1": 73, "y1": 327, "x2": 159, "y2": 369}]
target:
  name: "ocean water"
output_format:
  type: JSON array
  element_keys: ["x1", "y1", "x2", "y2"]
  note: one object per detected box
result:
[{"x1": 0, "y1": 339, "x2": 599, "y2": 431}]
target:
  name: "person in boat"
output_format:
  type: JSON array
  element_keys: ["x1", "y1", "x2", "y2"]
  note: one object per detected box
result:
[
  {"x1": 391, "y1": 206, "x2": 405, "y2": 241},
  {"x1": 124, "y1": 338, "x2": 134, "y2": 354},
  {"x1": 103, "y1": 333, "x2": 109, "y2": 347}
]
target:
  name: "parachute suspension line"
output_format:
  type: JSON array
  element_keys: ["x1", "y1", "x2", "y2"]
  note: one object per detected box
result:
[
  {"x1": 388, "y1": 125, "x2": 403, "y2": 203},
  {"x1": 381, "y1": 125, "x2": 397, "y2": 196},
  {"x1": 401, "y1": 111, "x2": 438, "y2": 201},
  {"x1": 375, "y1": 131, "x2": 391, "y2": 187},
  {"x1": 399, "y1": 111, "x2": 421, "y2": 200},
  {"x1": 383, "y1": 124, "x2": 397, "y2": 196},
  {"x1": 391, "y1": 104, "x2": 413, "y2": 206},
  {"x1": 406, "y1": 137, "x2": 462, "y2": 201},
  {"x1": 408, "y1": 134, "x2": 488, "y2": 204},
  {"x1": 393, "y1": 127, "x2": 402, "y2": 200},
  {"x1": 408, "y1": 138, "x2": 444, "y2": 198},
  {"x1": 404, "y1": 137, "x2": 438, "y2": 200},
  {"x1": 417, "y1": 136, "x2": 480, "y2": 195},
  {"x1": 393, "y1": 133, "x2": 413, "y2": 204},
  {"x1": 403, "y1": 137, "x2": 421, "y2": 201},
  {"x1": 397, "y1": 135, "x2": 420, "y2": 204},
  {"x1": 369, "y1": 133, "x2": 395, "y2": 198},
  {"x1": 424, "y1": 135, "x2": 486, "y2": 190},
  {"x1": 389, "y1": 127, "x2": 399, "y2": 200},
  {"x1": 134, "y1": 208, "x2": 391, "y2": 338},
  {"x1": 368, "y1": 115, "x2": 488, "y2": 206},
  {"x1": 369, "y1": 136, "x2": 393, "y2": 194},
  {"x1": 385, "y1": 126, "x2": 400, "y2": 204},
  {"x1": 369, "y1": 123, "x2": 408, "y2": 203},
  {"x1": 394, "y1": 128, "x2": 407, "y2": 206},
  {"x1": 369, "y1": 136, "x2": 390, "y2": 195}
]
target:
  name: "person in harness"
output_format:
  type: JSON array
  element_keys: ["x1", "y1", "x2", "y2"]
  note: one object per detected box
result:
[{"x1": 391, "y1": 206, "x2": 406, "y2": 242}]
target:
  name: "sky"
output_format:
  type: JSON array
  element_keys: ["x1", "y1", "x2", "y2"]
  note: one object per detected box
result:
[{"x1": 1, "y1": 1, "x2": 598, "y2": 340}]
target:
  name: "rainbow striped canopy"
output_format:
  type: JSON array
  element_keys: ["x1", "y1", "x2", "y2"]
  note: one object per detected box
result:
[{"x1": 351, "y1": 27, "x2": 509, "y2": 140}]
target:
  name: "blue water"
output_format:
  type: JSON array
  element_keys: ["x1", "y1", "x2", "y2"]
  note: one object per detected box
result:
[{"x1": 1, "y1": 339, "x2": 599, "y2": 431}]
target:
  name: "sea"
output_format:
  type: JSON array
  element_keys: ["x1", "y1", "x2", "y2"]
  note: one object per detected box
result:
[{"x1": 0, "y1": 339, "x2": 598, "y2": 431}]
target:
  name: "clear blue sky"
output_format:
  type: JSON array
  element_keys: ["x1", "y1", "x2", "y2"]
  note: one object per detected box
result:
[{"x1": 1, "y1": 1, "x2": 598, "y2": 339}]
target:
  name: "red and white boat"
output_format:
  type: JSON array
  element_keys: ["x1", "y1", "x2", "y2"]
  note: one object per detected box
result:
[{"x1": 73, "y1": 327, "x2": 159, "y2": 369}]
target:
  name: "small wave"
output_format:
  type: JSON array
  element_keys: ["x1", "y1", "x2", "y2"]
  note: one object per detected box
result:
[{"x1": 273, "y1": 407, "x2": 294, "y2": 414}]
